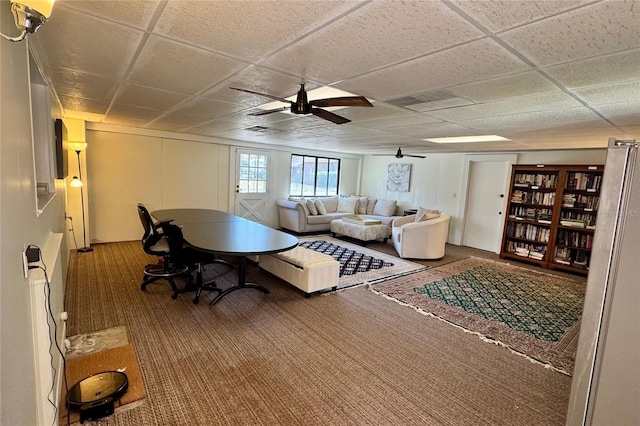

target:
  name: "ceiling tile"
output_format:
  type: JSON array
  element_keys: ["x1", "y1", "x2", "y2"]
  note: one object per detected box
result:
[
  {"x1": 46, "y1": 67, "x2": 119, "y2": 101},
  {"x1": 262, "y1": 0, "x2": 483, "y2": 83},
  {"x1": 267, "y1": 116, "x2": 329, "y2": 131},
  {"x1": 336, "y1": 135, "x2": 422, "y2": 147},
  {"x1": 500, "y1": 1, "x2": 640, "y2": 66},
  {"x1": 391, "y1": 122, "x2": 474, "y2": 139},
  {"x1": 460, "y1": 107, "x2": 604, "y2": 131},
  {"x1": 448, "y1": 71, "x2": 560, "y2": 102},
  {"x1": 191, "y1": 120, "x2": 246, "y2": 135},
  {"x1": 544, "y1": 49, "x2": 640, "y2": 88},
  {"x1": 295, "y1": 127, "x2": 386, "y2": 140},
  {"x1": 60, "y1": 0, "x2": 162, "y2": 29},
  {"x1": 337, "y1": 39, "x2": 530, "y2": 101},
  {"x1": 573, "y1": 81, "x2": 640, "y2": 105},
  {"x1": 351, "y1": 113, "x2": 442, "y2": 130},
  {"x1": 460, "y1": 107, "x2": 602, "y2": 132},
  {"x1": 334, "y1": 102, "x2": 406, "y2": 122},
  {"x1": 450, "y1": 0, "x2": 593, "y2": 32},
  {"x1": 172, "y1": 97, "x2": 247, "y2": 119},
  {"x1": 106, "y1": 104, "x2": 164, "y2": 124},
  {"x1": 594, "y1": 101, "x2": 640, "y2": 126},
  {"x1": 153, "y1": 0, "x2": 362, "y2": 63},
  {"x1": 59, "y1": 96, "x2": 110, "y2": 116},
  {"x1": 114, "y1": 83, "x2": 190, "y2": 110},
  {"x1": 146, "y1": 113, "x2": 214, "y2": 131},
  {"x1": 427, "y1": 92, "x2": 582, "y2": 121},
  {"x1": 218, "y1": 110, "x2": 296, "y2": 127},
  {"x1": 31, "y1": 6, "x2": 145, "y2": 77},
  {"x1": 128, "y1": 36, "x2": 246, "y2": 94}
]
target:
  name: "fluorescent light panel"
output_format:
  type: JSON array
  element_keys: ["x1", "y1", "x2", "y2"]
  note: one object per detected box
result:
[{"x1": 423, "y1": 135, "x2": 511, "y2": 143}]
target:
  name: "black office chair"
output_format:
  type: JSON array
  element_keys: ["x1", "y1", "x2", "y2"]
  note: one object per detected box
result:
[
  {"x1": 158, "y1": 221, "x2": 233, "y2": 304},
  {"x1": 137, "y1": 203, "x2": 232, "y2": 303},
  {"x1": 137, "y1": 203, "x2": 190, "y2": 298}
]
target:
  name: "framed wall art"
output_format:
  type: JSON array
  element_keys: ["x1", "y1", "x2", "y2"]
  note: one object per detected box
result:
[{"x1": 387, "y1": 163, "x2": 411, "y2": 192}]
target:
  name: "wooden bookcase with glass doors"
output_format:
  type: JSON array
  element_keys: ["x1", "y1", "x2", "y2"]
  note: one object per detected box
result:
[{"x1": 500, "y1": 164, "x2": 604, "y2": 275}]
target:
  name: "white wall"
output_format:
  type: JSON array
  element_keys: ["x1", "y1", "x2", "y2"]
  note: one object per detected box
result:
[
  {"x1": 0, "y1": 6, "x2": 68, "y2": 424},
  {"x1": 87, "y1": 129, "x2": 362, "y2": 243},
  {"x1": 361, "y1": 149, "x2": 608, "y2": 245}
]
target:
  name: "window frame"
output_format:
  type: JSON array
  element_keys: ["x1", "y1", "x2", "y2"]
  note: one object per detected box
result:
[{"x1": 289, "y1": 154, "x2": 341, "y2": 197}]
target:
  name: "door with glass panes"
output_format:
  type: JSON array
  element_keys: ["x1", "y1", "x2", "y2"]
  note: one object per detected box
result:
[{"x1": 234, "y1": 148, "x2": 271, "y2": 224}]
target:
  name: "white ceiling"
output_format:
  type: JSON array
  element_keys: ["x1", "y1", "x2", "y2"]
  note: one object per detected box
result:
[{"x1": 27, "y1": 0, "x2": 639, "y2": 155}]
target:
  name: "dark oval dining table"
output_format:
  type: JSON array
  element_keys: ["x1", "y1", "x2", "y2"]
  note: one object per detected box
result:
[{"x1": 152, "y1": 208, "x2": 298, "y2": 305}]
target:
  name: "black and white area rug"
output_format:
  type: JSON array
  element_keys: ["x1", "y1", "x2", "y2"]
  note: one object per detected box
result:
[{"x1": 297, "y1": 236, "x2": 426, "y2": 289}]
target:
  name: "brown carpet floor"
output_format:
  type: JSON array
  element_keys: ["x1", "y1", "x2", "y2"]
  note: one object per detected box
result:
[{"x1": 64, "y1": 240, "x2": 577, "y2": 425}]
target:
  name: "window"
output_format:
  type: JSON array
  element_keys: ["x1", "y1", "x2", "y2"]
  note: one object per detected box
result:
[
  {"x1": 290, "y1": 154, "x2": 340, "y2": 197},
  {"x1": 238, "y1": 153, "x2": 267, "y2": 193}
]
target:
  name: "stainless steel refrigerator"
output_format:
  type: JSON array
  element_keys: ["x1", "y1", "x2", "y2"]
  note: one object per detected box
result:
[{"x1": 566, "y1": 138, "x2": 639, "y2": 425}]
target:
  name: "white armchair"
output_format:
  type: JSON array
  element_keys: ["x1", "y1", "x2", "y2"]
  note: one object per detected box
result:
[{"x1": 392, "y1": 213, "x2": 451, "y2": 259}]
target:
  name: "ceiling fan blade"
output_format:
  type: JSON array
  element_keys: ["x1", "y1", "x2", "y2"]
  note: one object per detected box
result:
[
  {"x1": 229, "y1": 87, "x2": 293, "y2": 104},
  {"x1": 372, "y1": 148, "x2": 424, "y2": 158},
  {"x1": 311, "y1": 108, "x2": 351, "y2": 124},
  {"x1": 310, "y1": 96, "x2": 373, "y2": 108},
  {"x1": 248, "y1": 107, "x2": 288, "y2": 116}
]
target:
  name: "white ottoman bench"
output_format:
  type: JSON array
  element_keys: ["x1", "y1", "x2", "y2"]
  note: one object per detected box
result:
[
  {"x1": 330, "y1": 219, "x2": 391, "y2": 245},
  {"x1": 259, "y1": 246, "x2": 340, "y2": 297}
]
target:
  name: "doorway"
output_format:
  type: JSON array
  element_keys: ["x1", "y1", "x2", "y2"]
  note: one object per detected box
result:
[
  {"x1": 232, "y1": 148, "x2": 272, "y2": 224},
  {"x1": 461, "y1": 155, "x2": 516, "y2": 253}
]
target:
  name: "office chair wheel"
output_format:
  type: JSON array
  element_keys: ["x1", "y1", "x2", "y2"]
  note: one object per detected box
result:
[{"x1": 192, "y1": 295, "x2": 200, "y2": 304}]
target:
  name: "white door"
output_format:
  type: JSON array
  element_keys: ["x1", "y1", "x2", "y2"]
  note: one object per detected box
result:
[
  {"x1": 233, "y1": 148, "x2": 271, "y2": 224},
  {"x1": 463, "y1": 161, "x2": 510, "y2": 253}
]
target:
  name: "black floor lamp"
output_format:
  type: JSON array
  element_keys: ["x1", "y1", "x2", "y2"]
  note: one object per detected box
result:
[{"x1": 68, "y1": 141, "x2": 93, "y2": 253}]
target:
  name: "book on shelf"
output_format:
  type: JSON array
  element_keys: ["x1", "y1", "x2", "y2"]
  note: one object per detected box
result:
[
  {"x1": 554, "y1": 258, "x2": 571, "y2": 265},
  {"x1": 561, "y1": 220, "x2": 585, "y2": 228},
  {"x1": 537, "y1": 219, "x2": 552, "y2": 224}
]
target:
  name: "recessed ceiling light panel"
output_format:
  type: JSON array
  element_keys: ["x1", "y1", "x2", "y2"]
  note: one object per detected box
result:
[{"x1": 423, "y1": 135, "x2": 511, "y2": 143}]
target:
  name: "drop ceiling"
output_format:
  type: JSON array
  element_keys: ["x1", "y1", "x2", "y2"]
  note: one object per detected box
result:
[{"x1": 27, "y1": 0, "x2": 639, "y2": 155}]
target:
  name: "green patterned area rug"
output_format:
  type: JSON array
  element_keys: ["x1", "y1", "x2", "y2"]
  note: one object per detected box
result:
[{"x1": 370, "y1": 257, "x2": 586, "y2": 375}]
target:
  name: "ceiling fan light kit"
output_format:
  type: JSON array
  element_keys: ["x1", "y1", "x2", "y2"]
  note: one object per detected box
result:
[{"x1": 231, "y1": 84, "x2": 372, "y2": 124}]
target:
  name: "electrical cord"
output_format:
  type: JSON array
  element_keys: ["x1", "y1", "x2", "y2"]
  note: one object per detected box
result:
[
  {"x1": 66, "y1": 216, "x2": 79, "y2": 251},
  {"x1": 29, "y1": 246, "x2": 69, "y2": 426}
]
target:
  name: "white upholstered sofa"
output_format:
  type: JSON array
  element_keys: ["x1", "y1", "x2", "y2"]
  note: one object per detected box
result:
[
  {"x1": 391, "y1": 211, "x2": 451, "y2": 259},
  {"x1": 276, "y1": 196, "x2": 401, "y2": 234}
]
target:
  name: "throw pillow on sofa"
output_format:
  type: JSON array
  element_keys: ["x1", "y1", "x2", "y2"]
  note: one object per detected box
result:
[
  {"x1": 321, "y1": 196, "x2": 339, "y2": 213},
  {"x1": 415, "y1": 207, "x2": 441, "y2": 222},
  {"x1": 366, "y1": 198, "x2": 377, "y2": 214},
  {"x1": 373, "y1": 199, "x2": 397, "y2": 216},
  {"x1": 356, "y1": 196, "x2": 368, "y2": 214},
  {"x1": 315, "y1": 199, "x2": 327, "y2": 215},
  {"x1": 307, "y1": 199, "x2": 318, "y2": 215},
  {"x1": 289, "y1": 196, "x2": 310, "y2": 215},
  {"x1": 337, "y1": 196, "x2": 358, "y2": 213}
]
